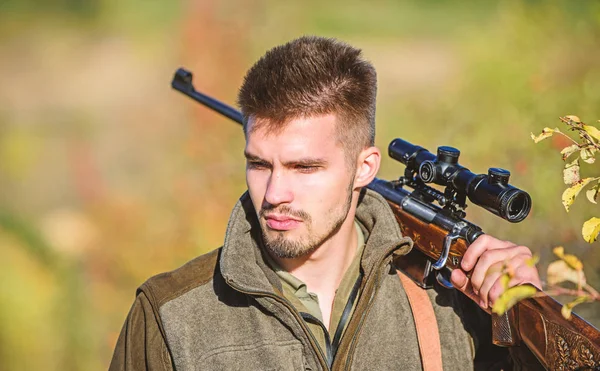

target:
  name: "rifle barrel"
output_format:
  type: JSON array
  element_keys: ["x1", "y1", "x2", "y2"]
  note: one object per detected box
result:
[{"x1": 172, "y1": 68, "x2": 244, "y2": 124}]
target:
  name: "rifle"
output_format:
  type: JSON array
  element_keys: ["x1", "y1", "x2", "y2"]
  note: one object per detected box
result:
[{"x1": 171, "y1": 67, "x2": 600, "y2": 370}]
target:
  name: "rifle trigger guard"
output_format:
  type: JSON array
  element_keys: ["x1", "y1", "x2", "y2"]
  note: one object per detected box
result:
[{"x1": 432, "y1": 222, "x2": 466, "y2": 270}]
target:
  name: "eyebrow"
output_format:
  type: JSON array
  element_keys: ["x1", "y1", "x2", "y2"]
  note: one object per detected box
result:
[
  {"x1": 244, "y1": 151, "x2": 328, "y2": 167},
  {"x1": 244, "y1": 151, "x2": 262, "y2": 161}
]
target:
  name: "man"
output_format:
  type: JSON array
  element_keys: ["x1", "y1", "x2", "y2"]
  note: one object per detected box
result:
[{"x1": 110, "y1": 36, "x2": 542, "y2": 370}]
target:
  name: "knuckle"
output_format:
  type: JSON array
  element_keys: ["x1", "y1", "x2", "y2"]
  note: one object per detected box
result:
[
  {"x1": 517, "y1": 245, "x2": 533, "y2": 256},
  {"x1": 478, "y1": 234, "x2": 494, "y2": 245},
  {"x1": 479, "y1": 249, "x2": 500, "y2": 266},
  {"x1": 507, "y1": 254, "x2": 528, "y2": 268},
  {"x1": 514, "y1": 265, "x2": 539, "y2": 279},
  {"x1": 511, "y1": 254, "x2": 534, "y2": 270}
]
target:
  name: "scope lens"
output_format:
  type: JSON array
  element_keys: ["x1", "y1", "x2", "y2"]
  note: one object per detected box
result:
[{"x1": 505, "y1": 192, "x2": 531, "y2": 222}]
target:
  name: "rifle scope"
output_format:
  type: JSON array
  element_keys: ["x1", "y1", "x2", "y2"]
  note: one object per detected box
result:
[{"x1": 389, "y1": 138, "x2": 531, "y2": 223}]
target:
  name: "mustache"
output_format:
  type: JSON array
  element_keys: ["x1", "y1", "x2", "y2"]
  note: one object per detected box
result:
[{"x1": 259, "y1": 204, "x2": 312, "y2": 222}]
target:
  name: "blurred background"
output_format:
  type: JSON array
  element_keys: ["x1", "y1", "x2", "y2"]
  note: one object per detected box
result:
[{"x1": 1, "y1": 0, "x2": 600, "y2": 369}]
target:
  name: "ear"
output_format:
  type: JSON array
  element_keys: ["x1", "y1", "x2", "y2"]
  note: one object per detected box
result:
[{"x1": 353, "y1": 146, "x2": 381, "y2": 189}]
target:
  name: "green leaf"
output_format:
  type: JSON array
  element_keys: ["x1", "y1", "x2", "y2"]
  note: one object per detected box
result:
[
  {"x1": 583, "y1": 125, "x2": 600, "y2": 142},
  {"x1": 562, "y1": 178, "x2": 594, "y2": 212},
  {"x1": 547, "y1": 260, "x2": 585, "y2": 286},
  {"x1": 492, "y1": 285, "x2": 537, "y2": 315},
  {"x1": 561, "y1": 144, "x2": 580, "y2": 160},
  {"x1": 531, "y1": 127, "x2": 559, "y2": 143},
  {"x1": 582, "y1": 217, "x2": 600, "y2": 243},
  {"x1": 561, "y1": 296, "x2": 590, "y2": 320}
]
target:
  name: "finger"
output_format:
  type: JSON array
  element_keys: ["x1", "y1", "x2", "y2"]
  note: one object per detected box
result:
[
  {"x1": 451, "y1": 269, "x2": 478, "y2": 302},
  {"x1": 450, "y1": 268, "x2": 469, "y2": 291},
  {"x1": 477, "y1": 263, "x2": 504, "y2": 309},
  {"x1": 487, "y1": 275, "x2": 530, "y2": 308},
  {"x1": 479, "y1": 254, "x2": 534, "y2": 307},
  {"x1": 488, "y1": 263, "x2": 542, "y2": 305},
  {"x1": 460, "y1": 235, "x2": 515, "y2": 272},
  {"x1": 451, "y1": 269, "x2": 492, "y2": 314},
  {"x1": 470, "y1": 246, "x2": 532, "y2": 294}
]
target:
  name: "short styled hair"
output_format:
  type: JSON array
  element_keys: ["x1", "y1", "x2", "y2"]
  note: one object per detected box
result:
[{"x1": 237, "y1": 36, "x2": 377, "y2": 162}]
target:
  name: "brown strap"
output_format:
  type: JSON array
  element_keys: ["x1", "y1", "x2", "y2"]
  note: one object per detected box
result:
[{"x1": 397, "y1": 270, "x2": 443, "y2": 371}]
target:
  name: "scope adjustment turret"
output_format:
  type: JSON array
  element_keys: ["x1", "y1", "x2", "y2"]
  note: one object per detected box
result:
[{"x1": 488, "y1": 168, "x2": 510, "y2": 186}]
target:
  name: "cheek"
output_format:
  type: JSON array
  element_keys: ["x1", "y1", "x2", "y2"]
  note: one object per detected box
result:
[
  {"x1": 298, "y1": 171, "x2": 351, "y2": 201},
  {"x1": 246, "y1": 171, "x2": 267, "y2": 203}
]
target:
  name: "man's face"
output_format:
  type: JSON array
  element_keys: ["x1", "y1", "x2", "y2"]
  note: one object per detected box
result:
[{"x1": 245, "y1": 114, "x2": 356, "y2": 259}]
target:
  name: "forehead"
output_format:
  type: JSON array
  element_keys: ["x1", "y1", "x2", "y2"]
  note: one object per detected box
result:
[{"x1": 245, "y1": 114, "x2": 342, "y2": 155}]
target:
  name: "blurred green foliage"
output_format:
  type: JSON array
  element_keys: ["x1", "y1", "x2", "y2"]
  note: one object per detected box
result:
[{"x1": 1, "y1": 1, "x2": 599, "y2": 369}]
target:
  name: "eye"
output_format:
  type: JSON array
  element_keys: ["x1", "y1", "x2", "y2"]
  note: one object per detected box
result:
[
  {"x1": 295, "y1": 164, "x2": 319, "y2": 173},
  {"x1": 247, "y1": 161, "x2": 270, "y2": 170}
]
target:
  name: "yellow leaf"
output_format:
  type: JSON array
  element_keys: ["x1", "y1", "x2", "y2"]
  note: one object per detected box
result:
[
  {"x1": 582, "y1": 217, "x2": 600, "y2": 243},
  {"x1": 553, "y1": 246, "x2": 565, "y2": 258},
  {"x1": 499, "y1": 273, "x2": 511, "y2": 291},
  {"x1": 564, "y1": 254, "x2": 584, "y2": 271},
  {"x1": 583, "y1": 125, "x2": 600, "y2": 142},
  {"x1": 562, "y1": 178, "x2": 594, "y2": 212},
  {"x1": 547, "y1": 260, "x2": 585, "y2": 286},
  {"x1": 561, "y1": 144, "x2": 580, "y2": 160},
  {"x1": 492, "y1": 285, "x2": 537, "y2": 315},
  {"x1": 561, "y1": 305, "x2": 571, "y2": 319},
  {"x1": 552, "y1": 246, "x2": 584, "y2": 271},
  {"x1": 561, "y1": 296, "x2": 590, "y2": 320},
  {"x1": 565, "y1": 115, "x2": 581, "y2": 123},
  {"x1": 525, "y1": 254, "x2": 539, "y2": 267},
  {"x1": 586, "y1": 184, "x2": 599, "y2": 204},
  {"x1": 531, "y1": 127, "x2": 559, "y2": 143},
  {"x1": 580, "y1": 148, "x2": 596, "y2": 164}
]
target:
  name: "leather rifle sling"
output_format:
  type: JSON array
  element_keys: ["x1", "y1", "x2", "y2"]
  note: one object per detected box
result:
[{"x1": 397, "y1": 270, "x2": 443, "y2": 371}]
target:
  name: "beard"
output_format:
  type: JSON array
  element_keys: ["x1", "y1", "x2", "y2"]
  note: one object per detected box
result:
[{"x1": 259, "y1": 180, "x2": 354, "y2": 259}]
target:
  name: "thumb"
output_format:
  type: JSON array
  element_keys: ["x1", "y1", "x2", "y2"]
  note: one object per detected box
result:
[
  {"x1": 451, "y1": 269, "x2": 478, "y2": 302},
  {"x1": 450, "y1": 269, "x2": 491, "y2": 314},
  {"x1": 451, "y1": 269, "x2": 469, "y2": 291}
]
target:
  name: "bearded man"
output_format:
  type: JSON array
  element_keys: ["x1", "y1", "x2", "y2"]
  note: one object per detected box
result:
[{"x1": 110, "y1": 36, "x2": 543, "y2": 370}]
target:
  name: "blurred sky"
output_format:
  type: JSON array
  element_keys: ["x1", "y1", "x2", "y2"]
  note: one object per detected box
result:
[{"x1": 1, "y1": 1, "x2": 600, "y2": 369}]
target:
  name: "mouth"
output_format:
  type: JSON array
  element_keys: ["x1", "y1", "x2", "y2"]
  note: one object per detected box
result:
[{"x1": 264, "y1": 214, "x2": 302, "y2": 231}]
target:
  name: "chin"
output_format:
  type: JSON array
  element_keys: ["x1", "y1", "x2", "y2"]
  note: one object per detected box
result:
[
  {"x1": 267, "y1": 245, "x2": 317, "y2": 260},
  {"x1": 262, "y1": 234, "x2": 317, "y2": 259}
]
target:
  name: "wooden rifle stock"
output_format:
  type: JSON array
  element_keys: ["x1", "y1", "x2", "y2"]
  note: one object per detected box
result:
[{"x1": 387, "y1": 201, "x2": 600, "y2": 370}]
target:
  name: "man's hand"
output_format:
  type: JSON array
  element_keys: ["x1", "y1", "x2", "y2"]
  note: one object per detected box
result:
[{"x1": 450, "y1": 234, "x2": 542, "y2": 310}]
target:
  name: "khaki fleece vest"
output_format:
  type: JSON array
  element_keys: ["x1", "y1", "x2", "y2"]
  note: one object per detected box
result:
[{"x1": 110, "y1": 189, "x2": 541, "y2": 370}]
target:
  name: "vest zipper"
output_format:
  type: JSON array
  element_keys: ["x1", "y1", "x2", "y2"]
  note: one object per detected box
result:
[
  {"x1": 300, "y1": 312, "x2": 333, "y2": 368},
  {"x1": 343, "y1": 267, "x2": 384, "y2": 369},
  {"x1": 225, "y1": 278, "x2": 330, "y2": 370},
  {"x1": 339, "y1": 243, "x2": 402, "y2": 370}
]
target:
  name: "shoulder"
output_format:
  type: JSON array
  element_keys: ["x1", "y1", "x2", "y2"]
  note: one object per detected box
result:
[{"x1": 138, "y1": 248, "x2": 222, "y2": 310}]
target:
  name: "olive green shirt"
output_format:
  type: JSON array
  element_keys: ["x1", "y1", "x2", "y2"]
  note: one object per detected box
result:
[{"x1": 266, "y1": 221, "x2": 365, "y2": 354}]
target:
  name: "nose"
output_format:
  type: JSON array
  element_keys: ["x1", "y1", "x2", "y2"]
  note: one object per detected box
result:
[{"x1": 264, "y1": 170, "x2": 294, "y2": 207}]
